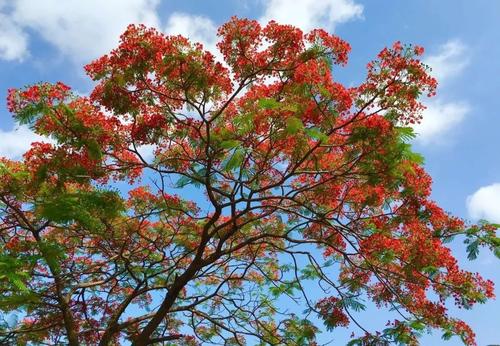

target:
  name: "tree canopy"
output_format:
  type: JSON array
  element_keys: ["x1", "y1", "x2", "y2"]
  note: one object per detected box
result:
[{"x1": 0, "y1": 17, "x2": 498, "y2": 345}]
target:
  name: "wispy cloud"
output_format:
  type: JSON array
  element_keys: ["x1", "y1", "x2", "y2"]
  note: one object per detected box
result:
[
  {"x1": 164, "y1": 12, "x2": 220, "y2": 60},
  {"x1": 424, "y1": 39, "x2": 468, "y2": 84},
  {"x1": 0, "y1": 0, "x2": 365, "y2": 65},
  {"x1": 259, "y1": 0, "x2": 363, "y2": 32},
  {"x1": 415, "y1": 39, "x2": 470, "y2": 145},
  {"x1": 414, "y1": 100, "x2": 470, "y2": 144},
  {"x1": 0, "y1": 0, "x2": 160, "y2": 63},
  {"x1": 165, "y1": 13, "x2": 218, "y2": 52},
  {"x1": 0, "y1": 125, "x2": 51, "y2": 159},
  {"x1": 0, "y1": 12, "x2": 28, "y2": 61}
]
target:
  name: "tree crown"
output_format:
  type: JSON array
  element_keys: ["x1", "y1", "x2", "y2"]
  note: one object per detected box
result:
[{"x1": 1, "y1": 17, "x2": 498, "y2": 346}]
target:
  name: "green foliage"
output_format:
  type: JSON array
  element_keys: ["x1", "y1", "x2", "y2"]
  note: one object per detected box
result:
[
  {"x1": 395, "y1": 126, "x2": 417, "y2": 142},
  {"x1": 175, "y1": 175, "x2": 203, "y2": 189},
  {"x1": 258, "y1": 98, "x2": 280, "y2": 110},
  {"x1": 86, "y1": 138, "x2": 103, "y2": 160},
  {"x1": 422, "y1": 265, "x2": 439, "y2": 279},
  {"x1": 0, "y1": 292, "x2": 40, "y2": 311},
  {"x1": 463, "y1": 221, "x2": 500, "y2": 260},
  {"x1": 0, "y1": 253, "x2": 41, "y2": 312},
  {"x1": 0, "y1": 255, "x2": 30, "y2": 292},
  {"x1": 285, "y1": 116, "x2": 304, "y2": 134},
  {"x1": 299, "y1": 264, "x2": 320, "y2": 280},
  {"x1": 223, "y1": 148, "x2": 246, "y2": 172},
  {"x1": 269, "y1": 280, "x2": 300, "y2": 298},
  {"x1": 38, "y1": 241, "x2": 66, "y2": 273},
  {"x1": 282, "y1": 317, "x2": 318, "y2": 345},
  {"x1": 409, "y1": 320, "x2": 426, "y2": 331},
  {"x1": 466, "y1": 239, "x2": 480, "y2": 260},
  {"x1": 220, "y1": 139, "x2": 241, "y2": 150},
  {"x1": 232, "y1": 113, "x2": 254, "y2": 135},
  {"x1": 304, "y1": 127, "x2": 328, "y2": 143},
  {"x1": 346, "y1": 318, "x2": 430, "y2": 346},
  {"x1": 36, "y1": 189, "x2": 124, "y2": 230},
  {"x1": 342, "y1": 297, "x2": 366, "y2": 312},
  {"x1": 13, "y1": 101, "x2": 51, "y2": 127}
]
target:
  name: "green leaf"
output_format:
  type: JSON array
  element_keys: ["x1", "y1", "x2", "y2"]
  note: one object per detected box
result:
[
  {"x1": 343, "y1": 297, "x2": 366, "y2": 312},
  {"x1": 409, "y1": 320, "x2": 425, "y2": 331},
  {"x1": 466, "y1": 239, "x2": 479, "y2": 260},
  {"x1": 224, "y1": 148, "x2": 245, "y2": 172},
  {"x1": 175, "y1": 176, "x2": 192, "y2": 188},
  {"x1": 0, "y1": 255, "x2": 31, "y2": 293},
  {"x1": 422, "y1": 265, "x2": 439, "y2": 279},
  {"x1": 86, "y1": 139, "x2": 103, "y2": 160},
  {"x1": 400, "y1": 142, "x2": 424, "y2": 165},
  {"x1": 258, "y1": 98, "x2": 280, "y2": 110},
  {"x1": 220, "y1": 140, "x2": 241, "y2": 150},
  {"x1": 305, "y1": 127, "x2": 328, "y2": 143},
  {"x1": 34, "y1": 164, "x2": 49, "y2": 183},
  {"x1": 15, "y1": 102, "x2": 51, "y2": 126},
  {"x1": 347, "y1": 339, "x2": 363, "y2": 346},
  {"x1": 396, "y1": 126, "x2": 417, "y2": 142},
  {"x1": 233, "y1": 113, "x2": 254, "y2": 135},
  {"x1": 442, "y1": 330, "x2": 453, "y2": 341},
  {"x1": 0, "y1": 292, "x2": 40, "y2": 310},
  {"x1": 300, "y1": 264, "x2": 319, "y2": 279},
  {"x1": 494, "y1": 246, "x2": 500, "y2": 259},
  {"x1": 10, "y1": 276, "x2": 29, "y2": 292},
  {"x1": 37, "y1": 190, "x2": 123, "y2": 230},
  {"x1": 39, "y1": 242, "x2": 66, "y2": 272},
  {"x1": 285, "y1": 116, "x2": 304, "y2": 134}
]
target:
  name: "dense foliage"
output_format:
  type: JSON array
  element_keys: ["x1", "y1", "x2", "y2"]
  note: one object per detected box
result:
[{"x1": 0, "y1": 17, "x2": 498, "y2": 345}]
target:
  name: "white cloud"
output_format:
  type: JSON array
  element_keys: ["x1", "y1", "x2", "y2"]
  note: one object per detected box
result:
[
  {"x1": 165, "y1": 13, "x2": 218, "y2": 55},
  {"x1": 467, "y1": 183, "x2": 500, "y2": 223},
  {"x1": 4, "y1": 0, "x2": 160, "y2": 63},
  {"x1": 0, "y1": 13, "x2": 28, "y2": 61},
  {"x1": 0, "y1": 126, "x2": 50, "y2": 159},
  {"x1": 259, "y1": 0, "x2": 363, "y2": 32},
  {"x1": 413, "y1": 40, "x2": 470, "y2": 144},
  {"x1": 0, "y1": 0, "x2": 365, "y2": 64},
  {"x1": 413, "y1": 100, "x2": 470, "y2": 144},
  {"x1": 424, "y1": 39, "x2": 468, "y2": 84}
]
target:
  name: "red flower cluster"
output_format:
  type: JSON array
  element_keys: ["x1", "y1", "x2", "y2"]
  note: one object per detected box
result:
[{"x1": 316, "y1": 297, "x2": 350, "y2": 328}]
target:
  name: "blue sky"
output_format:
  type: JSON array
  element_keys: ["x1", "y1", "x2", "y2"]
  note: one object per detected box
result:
[{"x1": 0, "y1": 0, "x2": 498, "y2": 344}]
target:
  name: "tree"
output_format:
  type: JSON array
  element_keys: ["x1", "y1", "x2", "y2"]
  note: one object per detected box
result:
[{"x1": 0, "y1": 17, "x2": 498, "y2": 346}]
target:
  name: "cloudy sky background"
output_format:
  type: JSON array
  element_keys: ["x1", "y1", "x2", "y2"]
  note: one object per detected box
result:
[{"x1": 0, "y1": 0, "x2": 499, "y2": 344}]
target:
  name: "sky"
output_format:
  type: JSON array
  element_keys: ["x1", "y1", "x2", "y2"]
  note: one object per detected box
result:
[{"x1": 0, "y1": 0, "x2": 499, "y2": 344}]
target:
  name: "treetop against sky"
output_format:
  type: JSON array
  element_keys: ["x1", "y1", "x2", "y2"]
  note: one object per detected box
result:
[{"x1": 0, "y1": 1, "x2": 499, "y2": 345}]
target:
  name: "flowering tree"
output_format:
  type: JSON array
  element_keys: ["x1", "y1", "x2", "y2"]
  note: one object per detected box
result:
[{"x1": 0, "y1": 17, "x2": 498, "y2": 346}]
